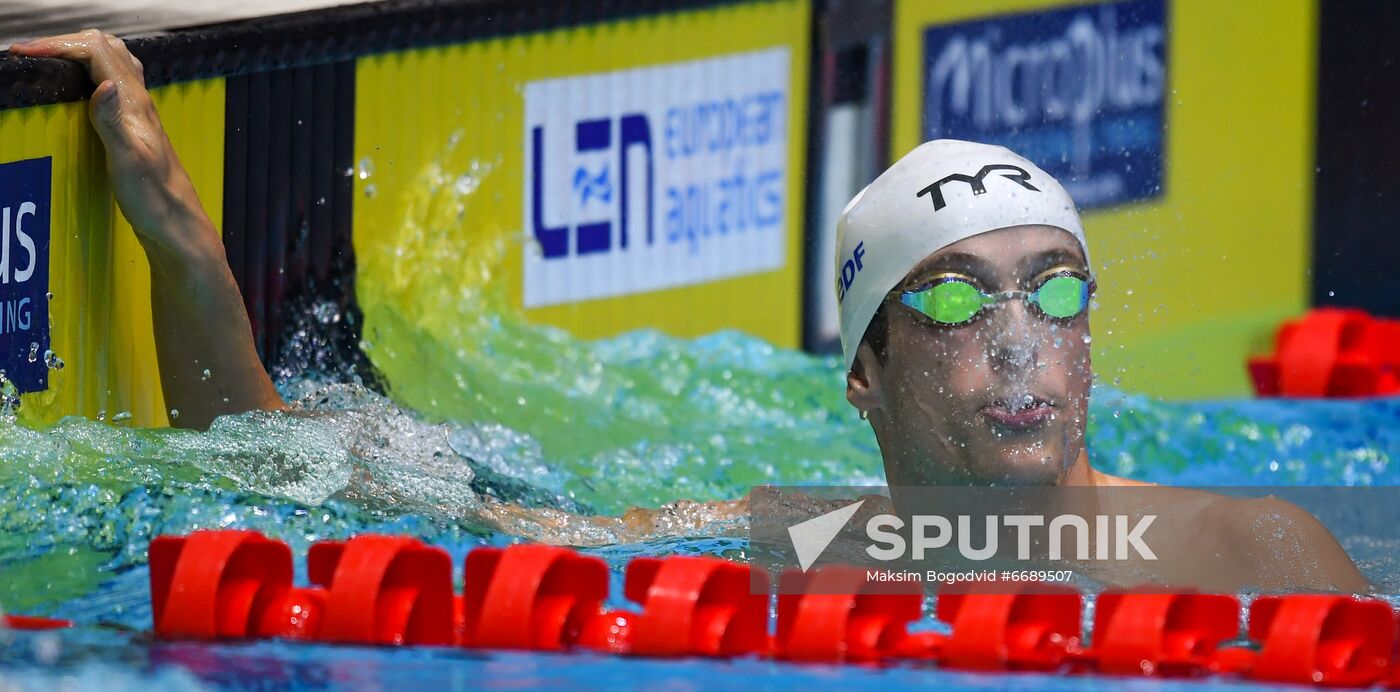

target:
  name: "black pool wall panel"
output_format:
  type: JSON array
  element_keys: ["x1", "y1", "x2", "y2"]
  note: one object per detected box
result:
[
  {"x1": 1313, "y1": 0, "x2": 1400, "y2": 316},
  {"x1": 222, "y1": 60, "x2": 374, "y2": 384}
]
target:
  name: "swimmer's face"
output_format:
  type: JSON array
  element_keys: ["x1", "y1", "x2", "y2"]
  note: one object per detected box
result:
[{"x1": 848, "y1": 225, "x2": 1093, "y2": 486}]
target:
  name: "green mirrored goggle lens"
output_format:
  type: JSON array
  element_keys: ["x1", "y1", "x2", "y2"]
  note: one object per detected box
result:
[
  {"x1": 928, "y1": 279, "x2": 986, "y2": 323},
  {"x1": 899, "y1": 274, "x2": 1089, "y2": 325},
  {"x1": 901, "y1": 279, "x2": 986, "y2": 324},
  {"x1": 1032, "y1": 274, "x2": 1089, "y2": 318}
]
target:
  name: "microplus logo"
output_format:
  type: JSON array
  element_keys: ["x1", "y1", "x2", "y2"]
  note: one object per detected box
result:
[
  {"x1": 787, "y1": 500, "x2": 1156, "y2": 572},
  {"x1": 0, "y1": 157, "x2": 51, "y2": 393},
  {"x1": 921, "y1": 0, "x2": 1167, "y2": 209},
  {"x1": 523, "y1": 48, "x2": 791, "y2": 308}
]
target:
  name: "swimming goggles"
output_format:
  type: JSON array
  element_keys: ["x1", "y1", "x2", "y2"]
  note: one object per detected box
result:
[{"x1": 897, "y1": 268, "x2": 1093, "y2": 325}]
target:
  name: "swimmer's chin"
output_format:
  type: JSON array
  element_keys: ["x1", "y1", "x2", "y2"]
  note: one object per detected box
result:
[{"x1": 969, "y1": 445, "x2": 1071, "y2": 486}]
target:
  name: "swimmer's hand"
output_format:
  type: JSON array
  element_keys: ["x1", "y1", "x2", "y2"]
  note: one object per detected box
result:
[
  {"x1": 10, "y1": 31, "x2": 285, "y2": 428},
  {"x1": 10, "y1": 31, "x2": 197, "y2": 256},
  {"x1": 620, "y1": 497, "x2": 751, "y2": 540}
]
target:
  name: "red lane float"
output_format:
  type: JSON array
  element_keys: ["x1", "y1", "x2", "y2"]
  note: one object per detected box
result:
[
  {"x1": 149, "y1": 529, "x2": 293, "y2": 639},
  {"x1": 1242, "y1": 595, "x2": 1394, "y2": 687},
  {"x1": 935, "y1": 583, "x2": 1081, "y2": 671},
  {"x1": 1248, "y1": 308, "x2": 1400, "y2": 397},
  {"x1": 579, "y1": 556, "x2": 769, "y2": 656},
  {"x1": 307, "y1": 535, "x2": 455, "y2": 646},
  {"x1": 143, "y1": 531, "x2": 1400, "y2": 690},
  {"x1": 1083, "y1": 590, "x2": 1239, "y2": 676},
  {"x1": 612, "y1": 556, "x2": 769, "y2": 657},
  {"x1": 775, "y1": 566, "x2": 923, "y2": 662},
  {"x1": 460, "y1": 544, "x2": 608, "y2": 651},
  {"x1": 2, "y1": 614, "x2": 73, "y2": 630}
]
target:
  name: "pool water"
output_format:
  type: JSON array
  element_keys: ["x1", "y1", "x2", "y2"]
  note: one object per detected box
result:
[{"x1": 1, "y1": 300, "x2": 1398, "y2": 689}]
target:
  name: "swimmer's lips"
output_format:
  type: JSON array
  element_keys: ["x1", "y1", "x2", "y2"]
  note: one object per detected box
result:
[{"x1": 979, "y1": 396, "x2": 1055, "y2": 430}]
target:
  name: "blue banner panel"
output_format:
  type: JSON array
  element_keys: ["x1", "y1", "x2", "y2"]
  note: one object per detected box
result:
[
  {"x1": 0, "y1": 156, "x2": 51, "y2": 392},
  {"x1": 922, "y1": 0, "x2": 1167, "y2": 209}
]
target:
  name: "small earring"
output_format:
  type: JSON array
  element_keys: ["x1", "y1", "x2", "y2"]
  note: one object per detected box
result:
[{"x1": 859, "y1": 409, "x2": 869, "y2": 420}]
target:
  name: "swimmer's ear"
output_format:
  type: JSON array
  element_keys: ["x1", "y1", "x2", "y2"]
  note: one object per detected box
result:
[{"x1": 846, "y1": 343, "x2": 883, "y2": 416}]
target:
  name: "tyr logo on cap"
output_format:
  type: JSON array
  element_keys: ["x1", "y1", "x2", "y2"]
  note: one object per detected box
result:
[{"x1": 916, "y1": 163, "x2": 1040, "y2": 211}]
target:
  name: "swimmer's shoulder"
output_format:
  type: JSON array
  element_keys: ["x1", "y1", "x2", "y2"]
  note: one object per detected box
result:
[
  {"x1": 1091, "y1": 469, "x2": 1154, "y2": 487},
  {"x1": 1187, "y1": 490, "x2": 1370, "y2": 592}
]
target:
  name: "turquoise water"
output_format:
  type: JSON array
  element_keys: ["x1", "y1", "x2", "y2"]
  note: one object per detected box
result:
[{"x1": 0, "y1": 321, "x2": 1398, "y2": 689}]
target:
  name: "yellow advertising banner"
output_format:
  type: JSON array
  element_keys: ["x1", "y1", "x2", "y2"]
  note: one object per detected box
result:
[
  {"x1": 0, "y1": 79, "x2": 224, "y2": 426},
  {"x1": 352, "y1": 1, "x2": 812, "y2": 384}
]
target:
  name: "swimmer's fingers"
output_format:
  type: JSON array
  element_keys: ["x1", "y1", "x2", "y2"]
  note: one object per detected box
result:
[
  {"x1": 107, "y1": 33, "x2": 146, "y2": 87},
  {"x1": 10, "y1": 30, "x2": 157, "y2": 159},
  {"x1": 9, "y1": 30, "x2": 144, "y2": 88},
  {"x1": 13, "y1": 31, "x2": 196, "y2": 245}
]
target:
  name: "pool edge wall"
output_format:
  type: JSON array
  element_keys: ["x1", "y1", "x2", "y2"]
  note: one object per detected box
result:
[{"x1": 0, "y1": 0, "x2": 812, "y2": 426}]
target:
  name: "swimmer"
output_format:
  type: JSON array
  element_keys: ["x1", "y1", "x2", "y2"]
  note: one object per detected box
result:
[{"x1": 11, "y1": 31, "x2": 1369, "y2": 592}]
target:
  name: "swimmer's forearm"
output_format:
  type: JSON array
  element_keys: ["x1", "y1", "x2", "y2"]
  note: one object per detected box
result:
[
  {"x1": 144, "y1": 203, "x2": 285, "y2": 429},
  {"x1": 8, "y1": 30, "x2": 287, "y2": 428}
]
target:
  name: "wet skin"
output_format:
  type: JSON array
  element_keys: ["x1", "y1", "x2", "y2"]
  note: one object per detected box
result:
[{"x1": 847, "y1": 225, "x2": 1094, "y2": 487}]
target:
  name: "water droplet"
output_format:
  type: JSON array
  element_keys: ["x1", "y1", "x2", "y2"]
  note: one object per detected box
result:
[
  {"x1": 45, "y1": 291, "x2": 53, "y2": 301},
  {"x1": 169, "y1": 408, "x2": 180, "y2": 420},
  {"x1": 454, "y1": 174, "x2": 480, "y2": 197},
  {"x1": 201, "y1": 368, "x2": 212, "y2": 381},
  {"x1": 1328, "y1": 290, "x2": 1336, "y2": 297},
  {"x1": 364, "y1": 184, "x2": 378, "y2": 199},
  {"x1": 111, "y1": 411, "x2": 132, "y2": 423},
  {"x1": 43, "y1": 350, "x2": 64, "y2": 370},
  {"x1": 26, "y1": 342, "x2": 38, "y2": 363},
  {"x1": 357, "y1": 157, "x2": 374, "y2": 180},
  {"x1": 97, "y1": 409, "x2": 106, "y2": 421},
  {"x1": 313, "y1": 300, "x2": 341, "y2": 325}
]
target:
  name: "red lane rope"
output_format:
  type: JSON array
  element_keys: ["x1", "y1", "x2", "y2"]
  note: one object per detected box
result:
[
  {"x1": 130, "y1": 530, "x2": 1400, "y2": 688},
  {"x1": 1249, "y1": 308, "x2": 1400, "y2": 398}
]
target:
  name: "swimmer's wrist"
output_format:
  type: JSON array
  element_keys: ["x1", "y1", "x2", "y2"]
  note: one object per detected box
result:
[
  {"x1": 131, "y1": 181, "x2": 222, "y2": 262},
  {"x1": 138, "y1": 200, "x2": 226, "y2": 279}
]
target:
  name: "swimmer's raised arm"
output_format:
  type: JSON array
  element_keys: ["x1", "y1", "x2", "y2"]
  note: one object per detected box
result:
[{"x1": 10, "y1": 31, "x2": 285, "y2": 429}]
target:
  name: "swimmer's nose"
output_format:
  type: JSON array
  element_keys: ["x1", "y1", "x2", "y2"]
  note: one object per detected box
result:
[{"x1": 985, "y1": 297, "x2": 1039, "y2": 372}]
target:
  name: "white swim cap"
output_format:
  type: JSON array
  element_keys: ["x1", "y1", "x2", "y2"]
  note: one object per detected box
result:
[{"x1": 834, "y1": 139, "x2": 1090, "y2": 371}]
